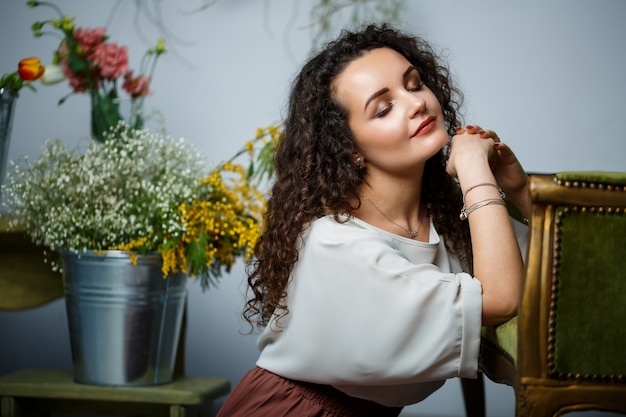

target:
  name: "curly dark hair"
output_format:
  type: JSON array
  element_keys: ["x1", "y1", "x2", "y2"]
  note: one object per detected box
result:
[{"x1": 244, "y1": 24, "x2": 472, "y2": 330}]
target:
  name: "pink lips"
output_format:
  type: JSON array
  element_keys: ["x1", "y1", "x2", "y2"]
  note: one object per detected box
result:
[{"x1": 413, "y1": 116, "x2": 435, "y2": 137}]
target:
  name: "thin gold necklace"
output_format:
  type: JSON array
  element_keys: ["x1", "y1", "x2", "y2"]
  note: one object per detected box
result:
[{"x1": 363, "y1": 193, "x2": 422, "y2": 238}]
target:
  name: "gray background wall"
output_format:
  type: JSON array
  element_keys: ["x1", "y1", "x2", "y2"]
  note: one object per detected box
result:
[{"x1": 1, "y1": 1, "x2": 625, "y2": 416}]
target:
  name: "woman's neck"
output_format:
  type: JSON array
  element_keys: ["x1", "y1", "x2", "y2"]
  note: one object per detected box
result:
[{"x1": 354, "y1": 175, "x2": 427, "y2": 240}]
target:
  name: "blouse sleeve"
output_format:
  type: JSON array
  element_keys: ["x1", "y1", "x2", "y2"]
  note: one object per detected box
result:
[{"x1": 256, "y1": 216, "x2": 484, "y2": 386}]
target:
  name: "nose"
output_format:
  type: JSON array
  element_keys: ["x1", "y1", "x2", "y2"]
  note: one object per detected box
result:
[{"x1": 408, "y1": 93, "x2": 426, "y2": 118}]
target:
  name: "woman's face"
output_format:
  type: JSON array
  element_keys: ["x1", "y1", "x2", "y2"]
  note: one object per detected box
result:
[{"x1": 334, "y1": 47, "x2": 449, "y2": 176}]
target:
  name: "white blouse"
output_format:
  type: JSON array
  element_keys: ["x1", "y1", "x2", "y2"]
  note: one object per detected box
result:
[{"x1": 256, "y1": 214, "x2": 527, "y2": 407}]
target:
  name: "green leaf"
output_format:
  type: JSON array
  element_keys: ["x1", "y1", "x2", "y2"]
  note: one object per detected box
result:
[{"x1": 186, "y1": 230, "x2": 209, "y2": 276}]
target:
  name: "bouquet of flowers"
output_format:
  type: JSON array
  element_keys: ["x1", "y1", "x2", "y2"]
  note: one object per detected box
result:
[
  {"x1": 3, "y1": 1, "x2": 284, "y2": 287},
  {"x1": 28, "y1": 1, "x2": 165, "y2": 142},
  {"x1": 2, "y1": 124, "x2": 267, "y2": 289}
]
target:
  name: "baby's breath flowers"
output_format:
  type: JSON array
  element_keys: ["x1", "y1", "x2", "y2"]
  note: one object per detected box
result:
[
  {"x1": 2, "y1": 124, "x2": 203, "y2": 259},
  {"x1": 1, "y1": 123, "x2": 265, "y2": 289}
]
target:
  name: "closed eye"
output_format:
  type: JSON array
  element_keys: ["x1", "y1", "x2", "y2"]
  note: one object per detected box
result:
[
  {"x1": 373, "y1": 69, "x2": 423, "y2": 118},
  {"x1": 375, "y1": 100, "x2": 395, "y2": 118},
  {"x1": 408, "y1": 81, "x2": 425, "y2": 92}
]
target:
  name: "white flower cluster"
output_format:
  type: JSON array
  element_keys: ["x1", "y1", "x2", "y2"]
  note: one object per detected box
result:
[{"x1": 2, "y1": 124, "x2": 207, "y2": 255}]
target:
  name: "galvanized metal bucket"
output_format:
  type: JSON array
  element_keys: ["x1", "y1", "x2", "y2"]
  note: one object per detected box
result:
[{"x1": 61, "y1": 250, "x2": 188, "y2": 386}]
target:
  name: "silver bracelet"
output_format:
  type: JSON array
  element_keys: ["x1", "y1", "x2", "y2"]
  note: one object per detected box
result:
[
  {"x1": 460, "y1": 198, "x2": 507, "y2": 220},
  {"x1": 462, "y1": 182, "x2": 506, "y2": 204}
]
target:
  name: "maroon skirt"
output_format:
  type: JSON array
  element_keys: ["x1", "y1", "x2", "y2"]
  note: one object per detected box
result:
[{"x1": 216, "y1": 367, "x2": 403, "y2": 417}]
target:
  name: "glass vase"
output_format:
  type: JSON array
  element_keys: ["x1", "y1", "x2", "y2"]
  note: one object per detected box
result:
[
  {"x1": 90, "y1": 91, "x2": 122, "y2": 143},
  {"x1": 0, "y1": 87, "x2": 18, "y2": 186},
  {"x1": 90, "y1": 92, "x2": 146, "y2": 142}
]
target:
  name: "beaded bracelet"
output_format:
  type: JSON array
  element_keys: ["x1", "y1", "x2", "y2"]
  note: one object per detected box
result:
[
  {"x1": 460, "y1": 198, "x2": 507, "y2": 220},
  {"x1": 462, "y1": 182, "x2": 506, "y2": 204}
]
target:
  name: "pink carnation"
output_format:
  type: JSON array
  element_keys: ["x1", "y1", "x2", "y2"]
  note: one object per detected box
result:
[
  {"x1": 123, "y1": 71, "x2": 152, "y2": 98},
  {"x1": 90, "y1": 42, "x2": 128, "y2": 80},
  {"x1": 61, "y1": 60, "x2": 93, "y2": 93},
  {"x1": 73, "y1": 27, "x2": 107, "y2": 52}
]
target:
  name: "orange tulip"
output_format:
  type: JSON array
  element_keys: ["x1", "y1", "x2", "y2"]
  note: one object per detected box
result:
[{"x1": 17, "y1": 57, "x2": 45, "y2": 81}]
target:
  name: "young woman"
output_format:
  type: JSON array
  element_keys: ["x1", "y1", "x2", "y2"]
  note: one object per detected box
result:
[{"x1": 217, "y1": 24, "x2": 529, "y2": 417}]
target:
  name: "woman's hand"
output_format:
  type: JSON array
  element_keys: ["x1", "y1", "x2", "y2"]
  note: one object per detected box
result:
[
  {"x1": 446, "y1": 125, "x2": 495, "y2": 180},
  {"x1": 466, "y1": 125, "x2": 530, "y2": 220},
  {"x1": 473, "y1": 127, "x2": 527, "y2": 193}
]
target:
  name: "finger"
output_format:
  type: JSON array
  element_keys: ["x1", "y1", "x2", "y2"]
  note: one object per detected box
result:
[
  {"x1": 455, "y1": 126, "x2": 465, "y2": 135},
  {"x1": 493, "y1": 142, "x2": 512, "y2": 155},
  {"x1": 486, "y1": 129, "x2": 501, "y2": 142},
  {"x1": 478, "y1": 129, "x2": 501, "y2": 142},
  {"x1": 465, "y1": 125, "x2": 481, "y2": 134}
]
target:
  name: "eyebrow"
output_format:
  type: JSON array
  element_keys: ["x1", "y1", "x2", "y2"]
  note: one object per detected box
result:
[{"x1": 363, "y1": 66, "x2": 418, "y2": 111}]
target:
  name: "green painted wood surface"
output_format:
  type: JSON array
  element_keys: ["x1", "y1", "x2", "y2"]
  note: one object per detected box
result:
[{"x1": 0, "y1": 369, "x2": 230, "y2": 404}]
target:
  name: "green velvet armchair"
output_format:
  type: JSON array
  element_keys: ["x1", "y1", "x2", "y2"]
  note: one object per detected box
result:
[{"x1": 467, "y1": 171, "x2": 626, "y2": 417}]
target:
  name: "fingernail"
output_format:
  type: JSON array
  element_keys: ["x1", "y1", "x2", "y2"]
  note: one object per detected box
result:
[{"x1": 455, "y1": 126, "x2": 464, "y2": 134}]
